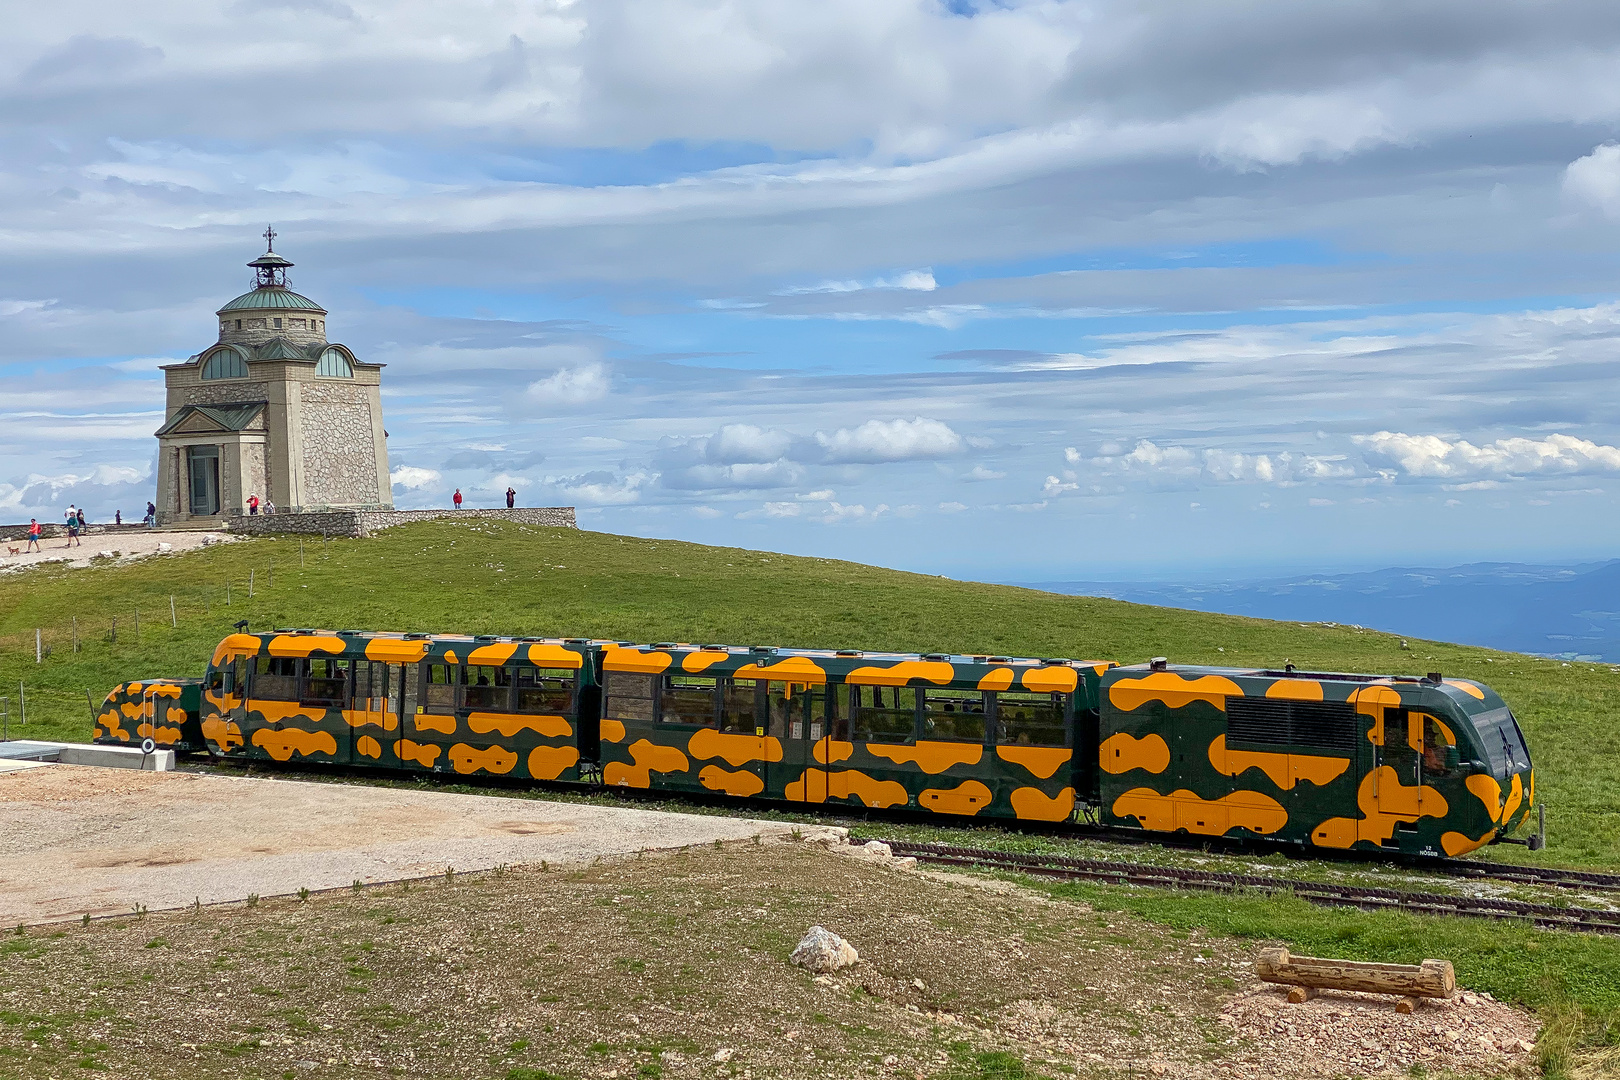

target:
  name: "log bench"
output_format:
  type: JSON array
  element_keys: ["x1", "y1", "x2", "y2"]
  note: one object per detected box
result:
[{"x1": 1254, "y1": 947, "x2": 1455, "y2": 1013}]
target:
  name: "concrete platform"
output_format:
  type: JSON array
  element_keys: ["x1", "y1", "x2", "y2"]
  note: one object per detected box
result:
[
  {"x1": 0, "y1": 765, "x2": 803, "y2": 924},
  {"x1": 0, "y1": 740, "x2": 175, "y2": 770}
]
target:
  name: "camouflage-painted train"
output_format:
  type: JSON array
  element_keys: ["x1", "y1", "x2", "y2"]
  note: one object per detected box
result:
[{"x1": 94, "y1": 630, "x2": 1537, "y2": 857}]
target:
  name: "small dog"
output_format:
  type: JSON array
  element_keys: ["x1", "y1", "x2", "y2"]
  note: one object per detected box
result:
[{"x1": 5, "y1": 545, "x2": 18, "y2": 557}]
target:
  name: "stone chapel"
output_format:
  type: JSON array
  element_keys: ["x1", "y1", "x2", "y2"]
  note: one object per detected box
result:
[{"x1": 154, "y1": 231, "x2": 393, "y2": 524}]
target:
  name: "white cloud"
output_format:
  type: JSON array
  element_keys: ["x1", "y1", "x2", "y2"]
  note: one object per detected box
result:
[
  {"x1": 1079, "y1": 440, "x2": 1356, "y2": 485},
  {"x1": 390, "y1": 465, "x2": 442, "y2": 490},
  {"x1": 817, "y1": 501, "x2": 889, "y2": 524},
  {"x1": 737, "y1": 501, "x2": 803, "y2": 519},
  {"x1": 1354, "y1": 432, "x2": 1620, "y2": 479},
  {"x1": 707, "y1": 423, "x2": 794, "y2": 464},
  {"x1": 963, "y1": 464, "x2": 1005, "y2": 481},
  {"x1": 777, "y1": 270, "x2": 937, "y2": 295},
  {"x1": 558, "y1": 470, "x2": 650, "y2": 505},
  {"x1": 815, "y1": 417, "x2": 964, "y2": 463},
  {"x1": 1564, "y1": 144, "x2": 1620, "y2": 217},
  {"x1": 526, "y1": 363, "x2": 610, "y2": 408},
  {"x1": 938, "y1": 501, "x2": 967, "y2": 513}
]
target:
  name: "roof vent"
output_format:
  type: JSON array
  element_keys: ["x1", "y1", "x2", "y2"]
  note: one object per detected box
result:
[
  {"x1": 989, "y1": 656, "x2": 1011, "y2": 664},
  {"x1": 922, "y1": 652, "x2": 949, "y2": 661},
  {"x1": 564, "y1": 638, "x2": 589, "y2": 645},
  {"x1": 404, "y1": 633, "x2": 431, "y2": 640},
  {"x1": 652, "y1": 642, "x2": 675, "y2": 650},
  {"x1": 702, "y1": 644, "x2": 729, "y2": 652},
  {"x1": 1149, "y1": 656, "x2": 1168, "y2": 671},
  {"x1": 1040, "y1": 657, "x2": 1072, "y2": 666},
  {"x1": 1285, "y1": 662, "x2": 1296, "y2": 673},
  {"x1": 750, "y1": 646, "x2": 776, "y2": 655},
  {"x1": 1426, "y1": 671, "x2": 1444, "y2": 684},
  {"x1": 835, "y1": 650, "x2": 862, "y2": 657}
]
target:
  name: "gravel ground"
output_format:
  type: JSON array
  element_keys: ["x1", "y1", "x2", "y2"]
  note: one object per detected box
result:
[
  {"x1": 0, "y1": 529, "x2": 234, "y2": 574},
  {"x1": 0, "y1": 764, "x2": 800, "y2": 923},
  {"x1": 0, "y1": 837, "x2": 1540, "y2": 1080}
]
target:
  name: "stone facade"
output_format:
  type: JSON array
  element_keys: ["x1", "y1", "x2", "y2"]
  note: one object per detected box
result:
[
  {"x1": 228, "y1": 507, "x2": 577, "y2": 539},
  {"x1": 153, "y1": 243, "x2": 392, "y2": 524}
]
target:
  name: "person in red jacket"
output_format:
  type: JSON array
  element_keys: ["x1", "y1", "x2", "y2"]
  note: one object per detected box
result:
[
  {"x1": 453, "y1": 488, "x2": 463, "y2": 509},
  {"x1": 25, "y1": 519, "x2": 41, "y2": 552}
]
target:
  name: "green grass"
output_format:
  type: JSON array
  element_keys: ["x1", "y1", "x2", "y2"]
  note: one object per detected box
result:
[{"x1": 1, "y1": 520, "x2": 1615, "y2": 868}]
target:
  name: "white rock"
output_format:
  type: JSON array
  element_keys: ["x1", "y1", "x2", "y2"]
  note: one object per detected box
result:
[
  {"x1": 893, "y1": 856, "x2": 918, "y2": 869},
  {"x1": 98, "y1": 551, "x2": 116, "y2": 559},
  {"x1": 790, "y1": 925, "x2": 859, "y2": 973},
  {"x1": 713, "y1": 1048, "x2": 734, "y2": 1063},
  {"x1": 862, "y1": 840, "x2": 892, "y2": 858},
  {"x1": 882, "y1": 1055, "x2": 898, "y2": 1067},
  {"x1": 157, "y1": 542, "x2": 172, "y2": 552}
]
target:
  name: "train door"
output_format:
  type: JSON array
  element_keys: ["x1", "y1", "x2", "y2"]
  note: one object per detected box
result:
[
  {"x1": 1375, "y1": 708, "x2": 1423, "y2": 845},
  {"x1": 350, "y1": 662, "x2": 400, "y2": 766},
  {"x1": 242, "y1": 656, "x2": 301, "y2": 762},
  {"x1": 768, "y1": 681, "x2": 813, "y2": 801},
  {"x1": 791, "y1": 685, "x2": 830, "y2": 804},
  {"x1": 709, "y1": 678, "x2": 766, "y2": 797}
]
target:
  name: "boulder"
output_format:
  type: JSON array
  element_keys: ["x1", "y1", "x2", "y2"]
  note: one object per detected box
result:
[
  {"x1": 790, "y1": 925, "x2": 859, "y2": 973},
  {"x1": 862, "y1": 840, "x2": 892, "y2": 858}
]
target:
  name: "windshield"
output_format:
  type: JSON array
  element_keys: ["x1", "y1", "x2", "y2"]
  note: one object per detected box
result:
[{"x1": 1473, "y1": 706, "x2": 1530, "y2": 776}]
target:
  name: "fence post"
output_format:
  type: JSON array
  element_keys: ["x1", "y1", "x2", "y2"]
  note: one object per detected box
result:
[
  {"x1": 226, "y1": 583, "x2": 231, "y2": 606},
  {"x1": 170, "y1": 595, "x2": 177, "y2": 627},
  {"x1": 268, "y1": 560, "x2": 273, "y2": 588},
  {"x1": 249, "y1": 569, "x2": 255, "y2": 598},
  {"x1": 110, "y1": 617, "x2": 117, "y2": 644},
  {"x1": 18, "y1": 683, "x2": 23, "y2": 726},
  {"x1": 73, "y1": 615, "x2": 79, "y2": 653},
  {"x1": 300, "y1": 539, "x2": 305, "y2": 568},
  {"x1": 2, "y1": 697, "x2": 7, "y2": 742},
  {"x1": 35, "y1": 628, "x2": 41, "y2": 663},
  {"x1": 86, "y1": 689, "x2": 97, "y2": 723},
  {"x1": 134, "y1": 609, "x2": 140, "y2": 639}
]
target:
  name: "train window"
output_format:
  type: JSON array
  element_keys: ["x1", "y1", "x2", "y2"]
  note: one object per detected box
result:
[
  {"x1": 516, "y1": 668, "x2": 575, "y2": 714},
  {"x1": 423, "y1": 663, "x2": 457, "y2": 714},
  {"x1": 354, "y1": 662, "x2": 389, "y2": 713},
  {"x1": 996, "y1": 691, "x2": 1066, "y2": 746},
  {"x1": 850, "y1": 685, "x2": 916, "y2": 744},
  {"x1": 604, "y1": 672, "x2": 655, "y2": 722},
  {"x1": 720, "y1": 678, "x2": 758, "y2": 734},
  {"x1": 1228, "y1": 697, "x2": 1358, "y2": 752},
  {"x1": 302, "y1": 658, "x2": 349, "y2": 708},
  {"x1": 1420, "y1": 715, "x2": 1452, "y2": 777},
  {"x1": 660, "y1": 675, "x2": 718, "y2": 727},
  {"x1": 462, "y1": 665, "x2": 508, "y2": 711},
  {"x1": 252, "y1": 656, "x2": 300, "y2": 702},
  {"x1": 769, "y1": 683, "x2": 809, "y2": 739},
  {"x1": 921, "y1": 689, "x2": 987, "y2": 742}
]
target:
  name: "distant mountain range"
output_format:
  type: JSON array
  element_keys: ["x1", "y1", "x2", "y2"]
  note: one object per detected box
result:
[{"x1": 1016, "y1": 560, "x2": 1620, "y2": 661}]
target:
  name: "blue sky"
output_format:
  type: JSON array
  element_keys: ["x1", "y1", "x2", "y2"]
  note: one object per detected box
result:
[{"x1": 7, "y1": 0, "x2": 1620, "y2": 580}]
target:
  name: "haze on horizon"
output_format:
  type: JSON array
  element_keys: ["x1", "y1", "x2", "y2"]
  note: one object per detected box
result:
[{"x1": 6, "y1": 0, "x2": 1620, "y2": 580}]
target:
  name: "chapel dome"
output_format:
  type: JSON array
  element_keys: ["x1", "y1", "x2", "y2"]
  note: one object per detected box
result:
[{"x1": 216, "y1": 286, "x2": 326, "y2": 315}]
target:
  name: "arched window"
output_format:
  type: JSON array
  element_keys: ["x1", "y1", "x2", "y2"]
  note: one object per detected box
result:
[
  {"x1": 200, "y1": 349, "x2": 248, "y2": 380},
  {"x1": 316, "y1": 348, "x2": 354, "y2": 378}
]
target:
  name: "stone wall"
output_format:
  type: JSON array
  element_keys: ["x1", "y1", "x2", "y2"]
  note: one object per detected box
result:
[
  {"x1": 227, "y1": 506, "x2": 577, "y2": 539},
  {"x1": 174, "y1": 381, "x2": 271, "y2": 407},
  {"x1": 299, "y1": 382, "x2": 380, "y2": 505}
]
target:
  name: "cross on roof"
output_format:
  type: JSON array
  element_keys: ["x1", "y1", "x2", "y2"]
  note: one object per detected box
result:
[{"x1": 263, "y1": 225, "x2": 276, "y2": 252}]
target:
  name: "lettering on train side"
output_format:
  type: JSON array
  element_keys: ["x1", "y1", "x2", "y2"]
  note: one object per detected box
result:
[
  {"x1": 813, "y1": 740, "x2": 854, "y2": 765},
  {"x1": 1264, "y1": 679, "x2": 1323, "y2": 701},
  {"x1": 604, "y1": 739, "x2": 690, "y2": 788},
  {"x1": 846, "y1": 660, "x2": 955, "y2": 687},
  {"x1": 919, "y1": 779, "x2": 992, "y2": 815},
  {"x1": 699, "y1": 764, "x2": 765, "y2": 797},
  {"x1": 1098, "y1": 732, "x2": 1170, "y2": 774},
  {"x1": 467, "y1": 712, "x2": 573, "y2": 739},
  {"x1": 251, "y1": 726, "x2": 338, "y2": 761},
  {"x1": 1011, "y1": 785, "x2": 1075, "y2": 822},
  {"x1": 396, "y1": 739, "x2": 442, "y2": 768},
  {"x1": 976, "y1": 668, "x2": 1014, "y2": 691},
  {"x1": 267, "y1": 634, "x2": 347, "y2": 658},
  {"x1": 995, "y1": 745, "x2": 1070, "y2": 779},
  {"x1": 1112, "y1": 788, "x2": 1288, "y2": 836},
  {"x1": 449, "y1": 743, "x2": 519, "y2": 775},
  {"x1": 865, "y1": 741, "x2": 983, "y2": 773},
  {"x1": 1108, "y1": 672, "x2": 1242, "y2": 712},
  {"x1": 599, "y1": 719, "x2": 627, "y2": 744},
  {"x1": 687, "y1": 729, "x2": 784, "y2": 767},
  {"x1": 1206, "y1": 734, "x2": 1349, "y2": 790},
  {"x1": 1309, "y1": 767, "x2": 1449, "y2": 848},
  {"x1": 355, "y1": 735, "x2": 383, "y2": 759},
  {"x1": 1021, "y1": 666, "x2": 1078, "y2": 694},
  {"x1": 833, "y1": 770, "x2": 909, "y2": 809},
  {"x1": 527, "y1": 745, "x2": 580, "y2": 780},
  {"x1": 364, "y1": 638, "x2": 431, "y2": 664},
  {"x1": 412, "y1": 712, "x2": 457, "y2": 736}
]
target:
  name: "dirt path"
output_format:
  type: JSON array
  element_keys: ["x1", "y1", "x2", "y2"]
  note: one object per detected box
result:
[
  {"x1": 0, "y1": 528, "x2": 234, "y2": 574},
  {"x1": 0, "y1": 764, "x2": 799, "y2": 923}
]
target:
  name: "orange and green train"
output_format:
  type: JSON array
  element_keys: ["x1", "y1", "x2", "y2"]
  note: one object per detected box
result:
[{"x1": 94, "y1": 630, "x2": 1537, "y2": 857}]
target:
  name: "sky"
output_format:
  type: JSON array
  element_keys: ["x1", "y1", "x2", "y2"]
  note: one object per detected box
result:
[{"x1": 6, "y1": 1, "x2": 1620, "y2": 581}]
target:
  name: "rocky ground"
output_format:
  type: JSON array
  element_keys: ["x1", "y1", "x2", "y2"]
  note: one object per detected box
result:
[
  {"x1": 0, "y1": 835, "x2": 1541, "y2": 1080},
  {"x1": 0, "y1": 529, "x2": 234, "y2": 574}
]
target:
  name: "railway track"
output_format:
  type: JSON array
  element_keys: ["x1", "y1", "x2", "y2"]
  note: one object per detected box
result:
[{"x1": 859, "y1": 838, "x2": 1620, "y2": 936}]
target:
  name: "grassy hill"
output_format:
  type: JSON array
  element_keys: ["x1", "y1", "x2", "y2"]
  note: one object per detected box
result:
[{"x1": 2, "y1": 519, "x2": 1616, "y2": 869}]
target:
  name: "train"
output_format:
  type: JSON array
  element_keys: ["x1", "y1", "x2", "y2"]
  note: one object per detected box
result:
[{"x1": 93, "y1": 628, "x2": 1538, "y2": 858}]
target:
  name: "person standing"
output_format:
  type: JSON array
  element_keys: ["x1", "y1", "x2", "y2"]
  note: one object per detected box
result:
[
  {"x1": 505, "y1": 486, "x2": 516, "y2": 509},
  {"x1": 115, "y1": 510, "x2": 122, "y2": 526},
  {"x1": 77, "y1": 508, "x2": 86, "y2": 531},
  {"x1": 25, "y1": 519, "x2": 41, "y2": 552},
  {"x1": 248, "y1": 493, "x2": 260, "y2": 516},
  {"x1": 145, "y1": 501, "x2": 156, "y2": 527},
  {"x1": 453, "y1": 488, "x2": 463, "y2": 510},
  {"x1": 65, "y1": 510, "x2": 82, "y2": 548}
]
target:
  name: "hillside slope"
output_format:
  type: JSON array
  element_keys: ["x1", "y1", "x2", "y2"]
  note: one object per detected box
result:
[{"x1": 2, "y1": 520, "x2": 1614, "y2": 868}]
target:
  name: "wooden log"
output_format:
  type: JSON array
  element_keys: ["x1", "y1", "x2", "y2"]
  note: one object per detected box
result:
[
  {"x1": 1286, "y1": 986, "x2": 1317, "y2": 1004},
  {"x1": 1396, "y1": 996, "x2": 1418, "y2": 1014},
  {"x1": 1254, "y1": 947, "x2": 1455, "y2": 999}
]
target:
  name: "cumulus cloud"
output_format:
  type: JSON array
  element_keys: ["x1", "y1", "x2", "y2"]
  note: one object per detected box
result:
[
  {"x1": 815, "y1": 417, "x2": 964, "y2": 464},
  {"x1": 390, "y1": 465, "x2": 442, "y2": 490},
  {"x1": 1079, "y1": 440, "x2": 1356, "y2": 485},
  {"x1": 1564, "y1": 144, "x2": 1620, "y2": 217},
  {"x1": 1354, "y1": 432, "x2": 1620, "y2": 479},
  {"x1": 556, "y1": 470, "x2": 650, "y2": 505},
  {"x1": 525, "y1": 363, "x2": 611, "y2": 409}
]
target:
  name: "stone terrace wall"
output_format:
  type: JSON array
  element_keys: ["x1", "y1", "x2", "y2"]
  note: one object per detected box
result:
[{"x1": 228, "y1": 506, "x2": 577, "y2": 539}]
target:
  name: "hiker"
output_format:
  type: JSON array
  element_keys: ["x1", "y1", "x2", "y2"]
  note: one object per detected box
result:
[
  {"x1": 505, "y1": 487, "x2": 516, "y2": 509},
  {"x1": 145, "y1": 501, "x2": 156, "y2": 527},
  {"x1": 25, "y1": 519, "x2": 41, "y2": 552},
  {"x1": 453, "y1": 488, "x2": 463, "y2": 510},
  {"x1": 114, "y1": 510, "x2": 122, "y2": 526},
  {"x1": 264, "y1": 499, "x2": 276, "y2": 515},
  {"x1": 65, "y1": 510, "x2": 82, "y2": 548},
  {"x1": 77, "y1": 508, "x2": 86, "y2": 531},
  {"x1": 248, "y1": 493, "x2": 260, "y2": 516}
]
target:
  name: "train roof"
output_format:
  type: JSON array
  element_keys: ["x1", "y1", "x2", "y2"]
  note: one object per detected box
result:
[{"x1": 1109, "y1": 660, "x2": 1503, "y2": 713}]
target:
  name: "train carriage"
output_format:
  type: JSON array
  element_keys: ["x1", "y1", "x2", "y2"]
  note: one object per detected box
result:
[
  {"x1": 1097, "y1": 659, "x2": 1536, "y2": 856},
  {"x1": 594, "y1": 643, "x2": 1112, "y2": 820}
]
